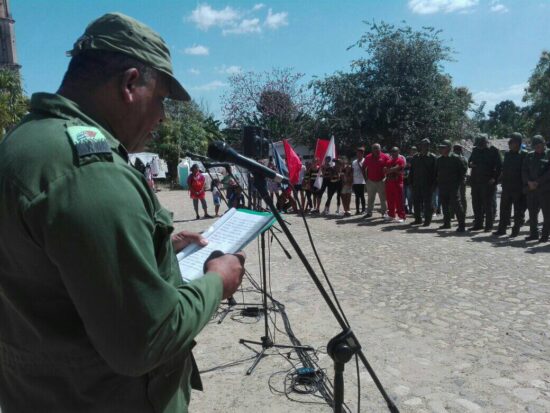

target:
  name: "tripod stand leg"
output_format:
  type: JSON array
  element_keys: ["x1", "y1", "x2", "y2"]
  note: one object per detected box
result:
[{"x1": 246, "y1": 346, "x2": 267, "y2": 375}]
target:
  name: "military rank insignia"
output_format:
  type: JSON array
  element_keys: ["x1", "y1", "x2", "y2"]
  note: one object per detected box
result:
[{"x1": 67, "y1": 126, "x2": 112, "y2": 157}]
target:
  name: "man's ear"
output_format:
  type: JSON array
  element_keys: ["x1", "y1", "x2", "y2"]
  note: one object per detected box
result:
[{"x1": 120, "y1": 68, "x2": 141, "y2": 103}]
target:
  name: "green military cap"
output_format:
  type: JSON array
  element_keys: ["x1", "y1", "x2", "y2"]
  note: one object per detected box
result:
[
  {"x1": 477, "y1": 133, "x2": 489, "y2": 143},
  {"x1": 531, "y1": 135, "x2": 545, "y2": 146},
  {"x1": 420, "y1": 138, "x2": 430, "y2": 145},
  {"x1": 438, "y1": 139, "x2": 452, "y2": 148},
  {"x1": 453, "y1": 143, "x2": 463, "y2": 150},
  {"x1": 67, "y1": 12, "x2": 190, "y2": 101},
  {"x1": 509, "y1": 132, "x2": 523, "y2": 143}
]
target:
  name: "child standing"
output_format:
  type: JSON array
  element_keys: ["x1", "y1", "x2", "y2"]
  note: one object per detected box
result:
[
  {"x1": 187, "y1": 164, "x2": 211, "y2": 220},
  {"x1": 341, "y1": 162, "x2": 353, "y2": 216},
  {"x1": 211, "y1": 179, "x2": 222, "y2": 217}
]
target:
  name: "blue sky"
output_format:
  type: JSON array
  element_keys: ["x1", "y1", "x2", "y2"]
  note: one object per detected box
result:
[{"x1": 10, "y1": 0, "x2": 550, "y2": 120}]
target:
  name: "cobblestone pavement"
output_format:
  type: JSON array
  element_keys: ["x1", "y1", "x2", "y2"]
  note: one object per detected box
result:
[{"x1": 161, "y1": 189, "x2": 549, "y2": 413}]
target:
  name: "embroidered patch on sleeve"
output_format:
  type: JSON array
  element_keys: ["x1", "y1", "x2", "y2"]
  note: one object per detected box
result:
[{"x1": 67, "y1": 126, "x2": 111, "y2": 157}]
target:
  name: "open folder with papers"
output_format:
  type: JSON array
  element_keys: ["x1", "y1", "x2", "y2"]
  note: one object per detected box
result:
[{"x1": 177, "y1": 208, "x2": 275, "y2": 282}]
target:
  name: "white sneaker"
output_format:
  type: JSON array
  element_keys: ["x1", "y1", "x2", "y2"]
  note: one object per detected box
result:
[
  {"x1": 396, "y1": 218, "x2": 404, "y2": 223},
  {"x1": 383, "y1": 214, "x2": 392, "y2": 221}
]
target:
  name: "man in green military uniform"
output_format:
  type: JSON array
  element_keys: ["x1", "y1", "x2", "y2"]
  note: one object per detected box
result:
[
  {"x1": 468, "y1": 134, "x2": 502, "y2": 232},
  {"x1": 493, "y1": 132, "x2": 527, "y2": 237},
  {"x1": 453, "y1": 144, "x2": 469, "y2": 216},
  {"x1": 0, "y1": 13, "x2": 245, "y2": 413},
  {"x1": 522, "y1": 135, "x2": 550, "y2": 242},
  {"x1": 435, "y1": 140, "x2": 467, "y2": 232},
  {"x1": 409, "y1": 138, "x2": 437, "y2": 226}
]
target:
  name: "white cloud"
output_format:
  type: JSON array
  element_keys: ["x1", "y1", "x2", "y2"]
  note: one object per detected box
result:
[
  {"x1": 188, "y1": 68, "x2": 201, "y2": 75},
  {"x1": 217, "y1": 65, "x2": 242, "y2": 75},
  {"x1": 183, "y1": 45, "x2": 209, "y2": 56},
  {"x1": 473, "y1": 83, "x2": 527, "y2": 112},
  {"x1": 408, "y1": 0, "x2": 479, "y2": 14},
  {"x1": 490, "y1": 1, "x2": 509, "y2": 13},
  {"x1": 188, "y1": 4, "x2": 239, "y2": 30},
  {"x1": 190, "y1": 80, "x2": 227, "y2": 91},
  {"x1": 265, "y1": 8, "x2": 288, "y2": 29},
  {"x1": 222, "y1": 18, "x2": 261, "y2": 35},
  {"x1": 252, "y1": 3, "x2": 265, "y2": 11}
]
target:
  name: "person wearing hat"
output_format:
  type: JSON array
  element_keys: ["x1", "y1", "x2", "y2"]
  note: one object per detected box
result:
[
  {"x1": 435, "y1": 140, "x2": 467, "y2": 231},
  {"x1": 468, "y1": 133, "x2": 502, "y2": 232},
  {"x1": 522, "y1": 135, "x2": 550, "y2": 242},
  {"x1": 493, "y1": 132, "x2": 527, "y2": 237},
  {"x1": 409, "y1": 138, "x2": 437, "y2": 226},
  {"x1": 453, "y1": 144, "x2": 469, "y2": 215},
  {"x1": 0, "y1": 13, "x2": 246, "y2": 413}
]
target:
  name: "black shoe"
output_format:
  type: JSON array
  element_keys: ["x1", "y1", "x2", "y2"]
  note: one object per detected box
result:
[
  {"x1": 364, "y1": 212, "x2": 372, "y2": 218},
  {"x1": 422, "y1": 221, "x2": 431, "y2": 227},
  {"x1": 484, "y1": 227, "x2": 493, "y2": 233},
  {"x1": 355, "y1": 211, "x2": 361, "y2": 215},
  {"x1": 539, "y1": 235, "x2": 549, "y2": 243},
  {"x1": 525, "y1": 233, "x2": 539, "y2": 241},
  {"x1": 510, "y1": 227, "x2": 520, "y2": 237},
  {"x1": 468, "y1": 226, "x2": 483, "y2": 231},
  {"x1": 411, "y1": 219, "x2": 422, "y2": 225},
  {"x1": 195, "y1": 214, "x2": 200, "y2": 220},
  {"x1": 438, "y1": 224, "x2": 451, "y2": 229},
  {"x1": 492, "y1": 229, "x2": 506, "y2": 236},
  {"x1": 456, "y1": 226, "x2": 466, "y2": 233}
]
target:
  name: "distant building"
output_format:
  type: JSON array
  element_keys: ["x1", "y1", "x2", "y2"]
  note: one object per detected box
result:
[{"x1": 0, "y1": 0, "x2": 20, "y2": 71}]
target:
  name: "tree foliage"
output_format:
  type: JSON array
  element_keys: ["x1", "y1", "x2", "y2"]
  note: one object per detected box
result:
[
  {"x1": 523, "y1": 50, "x2": 550, "y2": 137},
  {"x1": 312, "y1": 22, "x2": 473, "y2": 153},
  {"x1": 0, "y1": 69, "x2": 28, "y2": 136},
  {"x1": 478, "y1": 100, "x2": 531, "y2": 138},
  {"x1": 220, "y1": 68, "x2": 317, "y2": 143},
  {"x1": 147, "y1": 100, "x2": 222, "y2": 184}
]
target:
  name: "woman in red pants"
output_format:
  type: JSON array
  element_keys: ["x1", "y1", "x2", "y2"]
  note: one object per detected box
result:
[{"x1": 384, "y1": 147, "x2": 406, "y2": 222}]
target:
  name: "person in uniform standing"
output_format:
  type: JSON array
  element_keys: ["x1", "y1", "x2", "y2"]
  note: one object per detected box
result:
[
  {"x1": 0, "y1": 13, "x2": 245, "y2": 413},
  {"x1": 493, "y1": 132, "x2": 527, "y2": 237},
  {"x1": 435, "y1": 140, "x2": 467, "y2": 232},
  {"x1": 522, "y1": 135, "x2": 550, "y2": 242},
  {"x1": 351, "y1": 146, "x2": 367, "y2": 214},
  {"x1": 468, "y1": 134, "x2": 502, "y2": 232},
  {"x1": 453, "y1": 144, "x2": 469, "y2": 216},
  {"x1": 404, "y1": 146, "x2": 417, "y2": 215},
  {"x1": 409, "y1": 138, "x2": 437, "y2": 226}
]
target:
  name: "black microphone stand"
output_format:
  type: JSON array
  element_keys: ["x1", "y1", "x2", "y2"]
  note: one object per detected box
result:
[
  {"x1": 239, "y1": 230, "x2": 313, "y2": 375},
  {"x1": 250, "y1": 173, "x2": 399, "y2": 413}
]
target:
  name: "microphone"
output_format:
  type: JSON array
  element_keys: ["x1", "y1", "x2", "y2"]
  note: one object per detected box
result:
[
  {"x1": 207, "y1": 141, "x2": 288, "y2": 184},
  {"x1": 184, "y1": 151, "x2": 210, "y2": 162}
]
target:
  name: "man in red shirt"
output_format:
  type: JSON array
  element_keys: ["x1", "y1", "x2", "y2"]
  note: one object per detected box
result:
[
  {"x1": 384, "y1": 147, "x2": 406, "y2": 222},
  {"x1": 362, "y1": 143, "x2": 390, "y2": 217}
]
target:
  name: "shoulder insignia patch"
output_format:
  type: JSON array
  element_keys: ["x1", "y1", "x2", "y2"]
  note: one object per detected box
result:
[{"x1": 67, "y1": 126, "x2": 111, "y2": 157}]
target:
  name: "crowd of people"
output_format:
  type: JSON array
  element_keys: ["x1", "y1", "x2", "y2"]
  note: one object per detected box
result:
[
  {"x1": 286, "y1": 132, "x2": 549, "y2": 243},
  {"x1": 182, "y1": 132, "x2": 550, "y2": 243}
]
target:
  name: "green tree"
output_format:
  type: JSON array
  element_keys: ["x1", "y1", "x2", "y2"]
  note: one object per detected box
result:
[
  {"x1": 147, "y1": 100, "x2": 222, "y2": 185},
  {"x1": 312, "y1": 22, "x2": 472, "y2": 153},
  {"x1": 0, "y1": 69, "x2": 28, "y2": 136},
  {"x1": 523, "y1": 50, "x2": 550, "y2": 137},
  {"x1": 484, "y1": 100, "x2": 530, "y2": 138}
]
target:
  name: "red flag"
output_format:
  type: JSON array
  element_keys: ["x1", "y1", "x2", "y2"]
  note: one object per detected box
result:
[
  {"x1": 283, "y1": 139, "x2": 302, "y2": 186},
  {"x1": 314, "y1": 138, "x2": 337, "y2": 163},
  {"x1": 314, "y1": 139, "x2": 329, "y2": 163}
]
